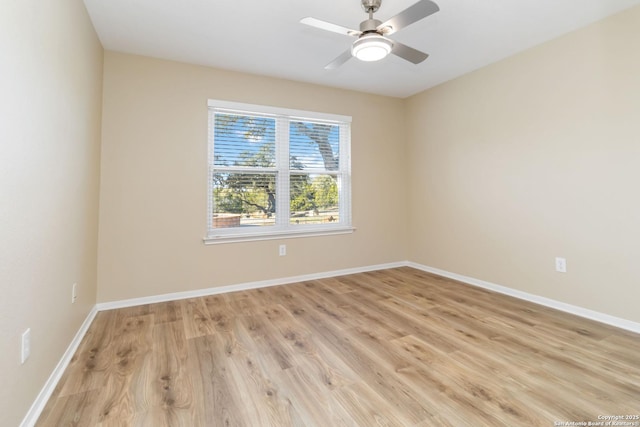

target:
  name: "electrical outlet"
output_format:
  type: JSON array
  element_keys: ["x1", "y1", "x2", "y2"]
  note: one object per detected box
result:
[
  {"x1": 21, "y1": 328, "x2": 31, "y2": 364},
  {"x1": 279, "y1": 244, "x2": 286, "y2": 256},
  {"x1": 72, "y1": 283, "x2": 77, "y2": 304},
  {"x1": 555, "y1": 257, "x2": 567, "y2": 273}
]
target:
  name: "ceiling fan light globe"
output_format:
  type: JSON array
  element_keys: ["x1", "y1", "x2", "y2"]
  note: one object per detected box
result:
[{"x1": 352, "y1": 34, "x2": 393, "y2": 61}]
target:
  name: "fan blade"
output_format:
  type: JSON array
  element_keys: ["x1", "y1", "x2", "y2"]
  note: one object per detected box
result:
[
  {"x1": 392, "y1": 41, "x2": 429, "y2": 64},
  {"x1": 301, "y1": 17, "x2": 361, "y2": 37},
  {"x1": 325, "y1": 49, "x2": 353, "y2": 70},
  {"x1": 378, "y1": 0, "x2": 439, "y2": 36}
]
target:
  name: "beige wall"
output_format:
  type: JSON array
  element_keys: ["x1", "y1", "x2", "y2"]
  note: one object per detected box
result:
[
  {"x1": 406, "y1": 6, "x2": 640, "y2": 323},
  {"x1": 97, "y1": 52, "x2": 408, "y2": 302},
  {"x1": 0, "y1": 0, "x2": 103, "y2": 425}
]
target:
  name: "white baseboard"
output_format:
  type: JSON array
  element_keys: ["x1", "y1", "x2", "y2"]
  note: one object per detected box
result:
[
  {"x1": 96, "y1": 261, "x2": 407, "y2": 311},
  {"x1": 407, "y1": 262, "x2": 640, "y2": 334},
  {"x1": 20, "y1": 305, "x2": 99, "y2": 427}
]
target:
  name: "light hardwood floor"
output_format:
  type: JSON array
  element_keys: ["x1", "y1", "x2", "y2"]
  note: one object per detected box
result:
[{"x1": 37, "y1": 267, "x2": 640, "y2": 426}]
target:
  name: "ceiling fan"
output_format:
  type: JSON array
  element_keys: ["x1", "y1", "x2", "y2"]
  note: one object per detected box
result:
[{"x1": 301, "y1": 0, "x2": 439, "y2": 69}]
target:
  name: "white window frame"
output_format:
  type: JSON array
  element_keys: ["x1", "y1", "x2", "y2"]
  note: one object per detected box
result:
[{"x1": 204, "y1": 100, "x2": 353, "y2": 244}]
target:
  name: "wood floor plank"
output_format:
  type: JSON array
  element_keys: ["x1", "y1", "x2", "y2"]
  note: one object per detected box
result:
[
  {"x1": 331, "y1": 382, "x2": 411, "y2": 426},
  {"x1": 276, "y1": 366, "x2": 356, "y2": 427},
  {"x1": 149, "y1": 301, "x2": 183, "y2": 325},
  {"x1": 315, "y1": 275, "x2": 357, "y2": 295},
  {"x1": 135, "y1": 321, "x2": 194, "y2": 426},
  {"x1": 91, "y1": 313, "x2": 154, "y2": 426},
  {"x1": 188, "y1": 334, "x2": 249, "y2": 427},
  {"x1": 236, "y1": 313, "x2": 295, "y2": 372},
  {"x1": 37, "y1": 268, "x2": 640, "y2": 426},
  {"x1": 36, "y1": 389, "x2": 100, "y2": 426},
  {"x1": 223, "y1": 291, "x2": 261, "y2": 317},
  {"x1": 54, "y1": 310, "x2": 118, "y2": 398},
  {"x1": 223, "y1": 335, "x2": 301, "y2": 427},
  {"x1": 180, "y1": 298, "x2": 216, "y2": 339}
]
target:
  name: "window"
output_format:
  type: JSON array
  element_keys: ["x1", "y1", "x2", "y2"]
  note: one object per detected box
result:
[{"x1": 205, "y1": 100, "x2": 352, "y2": 243}]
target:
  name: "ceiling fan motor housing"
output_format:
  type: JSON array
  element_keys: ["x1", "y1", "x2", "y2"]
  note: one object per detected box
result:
[
  {"x1": 361, "y1": 0, "x2": 382, "y2": 13},
  {"x1": 359, "y1": 18, "x2": 382, "y2": 33}
]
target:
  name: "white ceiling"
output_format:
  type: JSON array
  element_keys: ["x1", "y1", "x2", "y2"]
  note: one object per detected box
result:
[{"x1": 83, "y1": 0, "x2": 640, "y2": 98}]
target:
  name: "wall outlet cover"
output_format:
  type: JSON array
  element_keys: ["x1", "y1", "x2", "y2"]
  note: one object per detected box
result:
[{"x1": 555, "y1": 257, "x2": 567, "y2": 273}]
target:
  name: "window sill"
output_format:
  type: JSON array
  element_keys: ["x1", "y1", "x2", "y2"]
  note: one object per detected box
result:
[{"x1": 203, "y1": 226, "x2": 355, "y2": 245}]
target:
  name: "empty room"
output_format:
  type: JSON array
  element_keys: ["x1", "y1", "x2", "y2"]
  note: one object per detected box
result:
[{"x1": 2, "y1": 0, "x2": 640, "y2": 426}]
